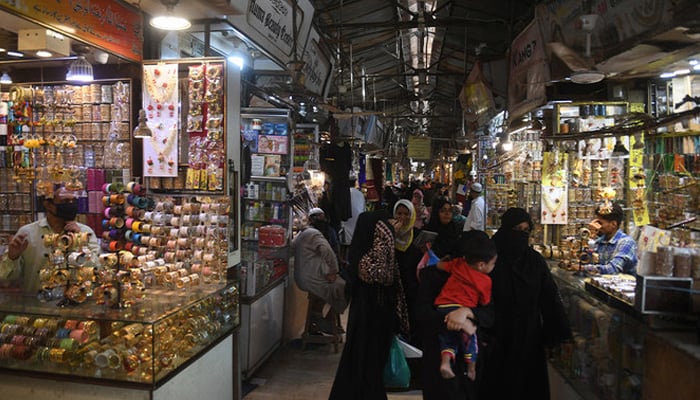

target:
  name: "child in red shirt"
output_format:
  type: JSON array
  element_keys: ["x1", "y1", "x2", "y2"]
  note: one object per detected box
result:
[{"x1": 434, "y1": 230, "x2": 497, "y2": 380}]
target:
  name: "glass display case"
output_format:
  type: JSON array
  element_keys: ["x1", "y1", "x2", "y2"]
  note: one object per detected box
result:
[
  {"x1": 648, "y1": 81, "x2": 673, "y2": 119},
  {"x1": 240, "y1": 107, "x2": 293, "y2": 298},
  {"x1": 0, "y1": 282, "x2": 238, "y2": 386},
  {"x1": 554, "y1": 102, "x2": 628, "y2": 136},
  {"x1": 549, "y1": 267, "x2": 645, "y2": 400},
  {"x1": 291, "y1": 123, "x2": 319, "y2": 177},
  {"x1": 239, "y1": 108, "x2": 292, "y2": 378}
]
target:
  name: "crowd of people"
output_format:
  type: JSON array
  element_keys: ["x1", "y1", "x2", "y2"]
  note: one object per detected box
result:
[
  {"x1": 1, "y1": 175, "x2": 639, "y2": 400},
  {"x1": 291, "y1": 177, "x2": 639, "y2": 400}
]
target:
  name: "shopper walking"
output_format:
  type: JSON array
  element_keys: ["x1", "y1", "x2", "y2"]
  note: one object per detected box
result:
[
  {"x1": 329, "y1": 209, "x2": 409, "y2": 400},
  {"x1": 462, "y1": 183, "x2": 486, "y2": 232},
  {"x1": 392, "y1": 199, "x2": 424, "y2": 387},
  {"x1": 479, "y1": 207, "x2": 572, "y2": 400},
  {"x1": 411, "y1": 188, "x2": 429, "y2": 229},
  {"x1": 339, "y1": 177, "x2": 366, "y2": 246},
  {"x1": 415, "y1": 242, "x2": 495, "y2": 400},
  {"x1": 424, "y1": 196, "x2": 462, "y2": 259}
]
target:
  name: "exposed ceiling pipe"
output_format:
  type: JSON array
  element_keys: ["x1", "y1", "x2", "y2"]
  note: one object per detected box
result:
[
  {"x1": 361, "y1": 64, "x2": 367, "y2": 106},
  {"x1": 320, "y1": 16, "x2": 508, "y2": 30},
  {"x1": 349, "y1": 42, "x2": 354, "y2": 108},
  {"x1": 372, "y1": 76, "x2": 377, "y2": 109}
]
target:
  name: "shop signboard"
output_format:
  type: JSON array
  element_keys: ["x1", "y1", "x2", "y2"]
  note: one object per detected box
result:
[
  {"x1": 507, "y1": 18, "x2": 548, "y2": 121},
  {"x1": 0, "y1": 0, "x2": 143, "y2": 62},
  {"x1": 302, "y1": 26, "x2": 334, "y2": 97},
  {"x1": 229, "y1": 0, "x2": 314, "y2": 67},
  {"x1": 407, "y1": 136, "x2": 431, "y2": 160}
]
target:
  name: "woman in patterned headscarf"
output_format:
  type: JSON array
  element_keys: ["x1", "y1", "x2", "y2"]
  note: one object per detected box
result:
[{"x1": 330, "y1": 208, "x2": 409, "y2": 399}]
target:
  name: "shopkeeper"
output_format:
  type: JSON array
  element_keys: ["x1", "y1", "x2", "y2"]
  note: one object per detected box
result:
[
  {"x1": 584, "y1": 203, "x2": 638, "y2": 275},
  {"x1": 0, "y1": 186, "x2": 100, "y2": 295}
]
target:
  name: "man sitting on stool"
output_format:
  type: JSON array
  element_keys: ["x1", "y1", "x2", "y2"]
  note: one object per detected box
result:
[{"x1": 293, "y1": 208, "x2": 348, "y2": 334}]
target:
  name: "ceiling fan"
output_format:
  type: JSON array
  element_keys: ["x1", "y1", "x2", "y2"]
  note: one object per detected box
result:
[{"x1": 547, "y1": 14, "x2": 606, "y2": 84}]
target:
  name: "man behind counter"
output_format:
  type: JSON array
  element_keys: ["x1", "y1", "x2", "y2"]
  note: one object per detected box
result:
[
  {"x1": 584, "y1": 203, "x2": 638, "y2": 275},
  {"x1": 0, "y1": 186, "x2": 100, "y2": 295}
]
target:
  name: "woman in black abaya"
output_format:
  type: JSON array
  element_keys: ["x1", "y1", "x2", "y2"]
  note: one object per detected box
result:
[
  {"x1": 423, "y1": 196, "x2": 462, "y2": 259},
  {"x1": 329, "y1": 210, "x2": 408, "y2": 400},
  {"x1": 416, "y1": 265, "x2": 494, "y2": 400},
  {"x1": 479, "y1": 208, "x2": 572, "y2": 399}
]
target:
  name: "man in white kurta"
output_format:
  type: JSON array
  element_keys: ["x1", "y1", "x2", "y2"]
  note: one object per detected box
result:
[
  {"x1": 340, "y1": 179, "x2": 366, "y2": 246},
  {"x1": 293, "y1": 223, "x2": 347, "y2": 316},
  {"x1": 463, "y1": 182, "x2": 487, "y2": 232}
]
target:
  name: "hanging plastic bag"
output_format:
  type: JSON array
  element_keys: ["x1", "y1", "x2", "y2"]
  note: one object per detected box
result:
[
  {"x1": 396, "y1": 336, "x2": 423, "y2": 358},
  {"x1": 383, "y1": 335, "x2": 411, "y2": 390}
]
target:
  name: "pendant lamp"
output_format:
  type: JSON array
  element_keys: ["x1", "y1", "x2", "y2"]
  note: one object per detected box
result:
[
  {"x1": 150, "y1": 0, "x2": 191, "y2": 31},
  {"x1": 66, "y1": 56, "x2": 94, "y2": 82}
]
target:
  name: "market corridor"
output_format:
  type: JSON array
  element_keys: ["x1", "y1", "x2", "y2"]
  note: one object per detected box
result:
[
  {"x1": 241, "y1": 332, "x2": 580, "y2": 399},
  {"x1": 242, "y1": 339, "x2": 422, "y2": 399}
]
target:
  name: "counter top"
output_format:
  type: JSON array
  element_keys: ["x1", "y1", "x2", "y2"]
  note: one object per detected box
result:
[{"x1": 648, "y1": 330, "x2": 700, "y2": 360}]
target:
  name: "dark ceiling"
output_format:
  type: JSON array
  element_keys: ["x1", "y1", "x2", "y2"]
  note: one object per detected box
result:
[{"x1": 310, "y1": 0, "x2": 540, "y2": 141}]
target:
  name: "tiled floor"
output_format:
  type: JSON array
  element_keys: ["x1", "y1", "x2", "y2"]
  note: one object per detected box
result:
[
  {"x1": 242, "y1": 339, "x2": 422, "y2": 399},
  {"x1": 241, "y1": 338, "x2": 582, "y2": 400}
]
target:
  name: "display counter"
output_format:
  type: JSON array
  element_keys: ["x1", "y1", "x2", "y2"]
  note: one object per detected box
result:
[
  {"x1": 643, "y1": 330, "x2": 700, "y2": 399},
  {"x1": 550, "y1": 267, "x2": 647, "y2": 400},
  {"x1": 0, "y1": 282, "x2": 239, "y2": 396},
  {"x1": 548, "y1": 265, "x2": 700, "y2": 400}
]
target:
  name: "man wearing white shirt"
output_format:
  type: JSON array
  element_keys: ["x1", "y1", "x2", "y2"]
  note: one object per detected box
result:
[
  {"x1": 340, "y1": 178, "x2": 365, "y2": 246},
  {"x1": 463, "y1": 183, "x2": 486, "y2": 232}
]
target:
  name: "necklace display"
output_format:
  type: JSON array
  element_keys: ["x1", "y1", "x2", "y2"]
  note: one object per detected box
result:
[
  {"x1": 542, "y1": 186, "x2": 566, "y2": 222},
  {"x1": 144, "y1": 65, "x2": 177, "y2": 105},
  {"x1": 541, "y1": 151, "x2": 568, "y2": 224},
  {"x1": 146, "y1": 124, "x2": 178, "y2": 174},
  {"x1": 143, "y1": 63, "x2": 179, "y2": 177}
]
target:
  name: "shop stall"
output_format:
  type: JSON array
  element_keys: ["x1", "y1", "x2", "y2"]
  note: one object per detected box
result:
[
  {"x1": 239, "y1": 107, "x2": 293, "y2": 378},
  {"x1": 0, "y1": 7, "x2": 244, "y2": 394},
  {"x1": 471, "y1": 91, "x2": 700, "y2": 399}
]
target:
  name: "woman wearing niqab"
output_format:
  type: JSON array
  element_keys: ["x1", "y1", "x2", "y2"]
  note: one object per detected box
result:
[{"x1": 479, "y1": 207, "x2": 572, "y2": 399}]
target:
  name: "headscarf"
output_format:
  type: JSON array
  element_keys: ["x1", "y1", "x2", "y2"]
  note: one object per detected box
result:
[
  {"x1": 499, "y1": 207, "x2": 533, "y2": 231},
  {"x1": 424, "y1": 196, "x2": 461, "y2": 258},
  {"x1": 393, "y1": 199, "x2": 416, "y2": 252},
  {"x1": 493, "y1": 207, "x2": 533, "y2": 260},
  {"x1": 411, "y1": 188, "x2": 424, "y2": 206}
]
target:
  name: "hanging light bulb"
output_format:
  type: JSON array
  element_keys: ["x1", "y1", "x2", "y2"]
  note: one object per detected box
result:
[
  {"x1": 0, "y1": 71, "x2": 12, "y2": 84},
  {"x1": 150, "y1": 0, "x2": 191, "y2": 31},
  {"x1": 66, "y1": 56, "x2": 94, "y2": 82},
  {"x1": 227, "y1": 39, "x2": 252, "y2": 70},
  {"x1": 133, "y1": 109, "x2": 153, "y2": 139}
]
